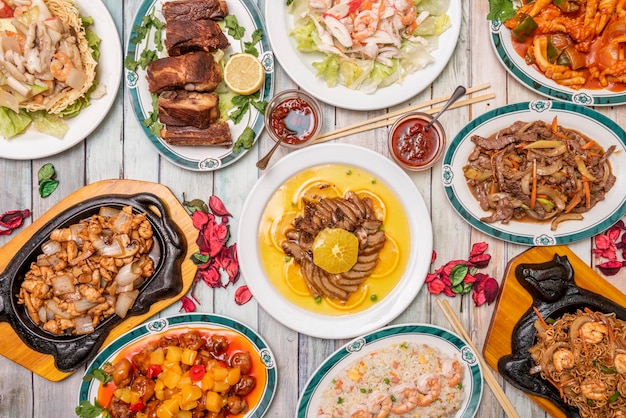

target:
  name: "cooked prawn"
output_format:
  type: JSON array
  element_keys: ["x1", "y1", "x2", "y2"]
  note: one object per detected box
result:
[
  {"x1": 50, "y1": 52, "x2": 74, "y2": 83},
  {"x1": 390, "y1": 383, "x2": 419, "y2": 414},
  {"x1": 309, "y1": 0, "x2": 332, "y2": 12},
  {"x1": 366, "y1": 391, "x2": 391, "y2": 418},
  {"x1": 580, "y1": 378, "x2": 608, "y2": 401},
  {"x1": 353, "y1": 10, "x2": 379, "y2": 42},
  {"x1": 415, "y1": 373, "x2": 441, "y2": 407},
  {"x1": 552, "y1": 348, "x2": 575, "y2": 372},
  {"x1": 580, "y1": 321, "x2": 608, "y2": 344},
  {"x1": 441, "y1": 358, "x2": 464, "y2": 388},
  {"x1": 614, "y1": 353, "x2": 626, "y2": 374},
  {"x1": 349, "y1": 403, "x2": 370, "y2": 418}
]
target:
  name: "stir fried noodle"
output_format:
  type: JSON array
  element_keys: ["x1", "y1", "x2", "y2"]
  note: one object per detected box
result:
[
  {"x1": 529, "y1": 309, "x2": 626, "y2": 417},
  {"x1": 463, "y1": 118, "x2": 616, "y2": 230}
]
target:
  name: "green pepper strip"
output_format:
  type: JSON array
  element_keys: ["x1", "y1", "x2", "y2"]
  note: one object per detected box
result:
[{"x1": 512, "y1": 14, "x2": 538, "y2": 42}]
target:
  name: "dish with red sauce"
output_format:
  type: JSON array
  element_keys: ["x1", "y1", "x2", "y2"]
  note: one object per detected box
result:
[
  {"x1": 77, "y1": 314, "x2": 277, "y2": 418},
  {"x1": 265, "y1": 89, "x2": 322, "y2": 148},
  {"x1": 388, "y1": 112, "x2": 446, "y2": 171}
]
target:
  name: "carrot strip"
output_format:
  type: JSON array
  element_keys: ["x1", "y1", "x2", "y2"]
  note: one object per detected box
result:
[
  {"x1": 530, "y1": 159, "x2": 537, "y2": 210},
  {"x1": 533, "y1": 305, "x2": 549, "y2": 330},
  {"x1": 581, "y1": 140, "x2": 597, "y2": 150},
  {"x1": 564, "y1": 193, "x2": 582, "y2": 213}
]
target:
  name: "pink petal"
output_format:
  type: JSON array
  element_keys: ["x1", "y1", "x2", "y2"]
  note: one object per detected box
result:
[
  {"x1": 234, "y1": 285, "x2": 253, "y2": 305},
  {"x1": 209, "y1": 195, "x2": 232, "y2": 217}
]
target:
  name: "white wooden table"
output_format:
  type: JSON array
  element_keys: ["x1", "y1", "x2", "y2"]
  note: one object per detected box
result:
[{"x1": 1, "y1": 1, "x2": 625, "y2": 417}]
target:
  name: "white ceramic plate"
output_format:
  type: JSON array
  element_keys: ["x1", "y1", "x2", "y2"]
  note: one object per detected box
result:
[
  {"x1": 489, "y1": 17, "x2": 626, "y2": 106},
  {"x1": 297, "y1": 323, "x2": 483, "y2": 417},
  {"x1": 265, "y1": 1, "x2": 461, "y2": 111},
  {"x1": 0, "y1": 0, "x2": 122, "y2": 160},
  {"x1": 78, "y1": 313, "x2": 277, "y2": 417},
  {"x1": 442, "y1": 100, "x2": 626, "y2": 246},
  {"x1": 125, "y1": 0, "x2": 274, "y2": 171},
  {"x1": 237, "y1": 143, "x2": 432, "y2": 339}
]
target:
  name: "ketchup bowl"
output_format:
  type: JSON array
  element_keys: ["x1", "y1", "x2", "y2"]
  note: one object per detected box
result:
[
  {"x1": 388, "y1": 111, "x2": 446, "y2": 171},
  {"x1": 265, "y1": 89, "x2": 323, "y2": 149}
]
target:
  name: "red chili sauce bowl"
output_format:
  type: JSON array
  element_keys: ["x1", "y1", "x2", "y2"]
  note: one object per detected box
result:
[
  {"x1": 388, "y1": 112, "x2": 446, "y2": 171},
  {"x1": 265, "y1": 89, "x2": 322, "y2": 148}
]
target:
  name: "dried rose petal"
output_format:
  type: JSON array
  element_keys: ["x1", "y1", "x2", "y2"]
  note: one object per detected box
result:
[
  {"x1": 425, "y1": 272, "x2": 438, "y2": 283},
  {"x1": 427, "y1": 278, "x2": 447, "y2": 295},
  {"x1": 597, "y1": 260, "x2": 625, "y2": 276},
  {"x1": 197, "y1": 265, "x2": 222, "y2": 288},
  {"x1": 608, "y1": 226, "x2": 622, "y2": 242},
  {"x1": 594, "y1": 234, "x2": 613, "y2": 250},
  {"x1": 179, "y1": 296, "x2": 197, "y2": 312},
  {"x1": 234, "y1": 285, "x2": 252, "y2": 305},
  {"x1": 469, "y1": 242, "x2": 488, "y2": 257},
  {"x1": 430, "y1": 250, "x2": 437, "y2": 264},
  {"x1": 0, "y1": 209, "x2": 30, "y2": 234},
  {"x1": 209, "y1": 195, "x2": 232, "y2": 217},
  {"x1": 191, "y1": 210, "x2": 212, "y2": 230},
  {"x1": 469, "y1": 253, "x2": 491, "y2": 268},
  {"x1": 483, "y1": 277, "x2": 499, "y2": 304},
  {"x1": 442, "y1": 286, "x2": 456, "y2": 297},
  {"x1": 441, "y1": 260, "x2": 470, "y2": 277}
]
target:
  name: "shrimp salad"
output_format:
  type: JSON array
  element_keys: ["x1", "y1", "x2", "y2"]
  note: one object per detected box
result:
[
  {"x1": 288, "y1": 0, "x2": 452, "y2": 93},
  {"x1": 317, "y1": 341, "x2": 465, "y2": 417},
  {"x1": 0, "y1": 0, "x2": 101, "y2": 139}
]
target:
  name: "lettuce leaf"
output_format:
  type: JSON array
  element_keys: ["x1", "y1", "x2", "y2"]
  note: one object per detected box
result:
[
  {"x1": 30, "y1": 110, "x2": 69, "y2": 139},
  {"x1": 0, "y1": 108, "x2": 31, "y2": 139}
]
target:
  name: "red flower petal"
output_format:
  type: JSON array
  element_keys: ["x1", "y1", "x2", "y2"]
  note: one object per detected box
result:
[
  {"x1": 234, "y1": 285, "x2": 252, "y2": 305},
  {"x1": 430, "y1": 250, "x2": 437, "y2": 264},
  {"x1": 191, "y1": 210, "x2": 211, "y2": 230},
  {"x1": 469, "y1": 253, "x2": 491, "y2": 268},
  {"x1": 595, "y1": 234, "x2": 612, "y2": 250},
  {"x1": 608, "y1": 226, "x2": 622, "y2": 242},
  {"x1": 483, "y1": 277, "x2": 500, "y2": 304},
  {"x1": 427, "y1": 278, "x2": 447, "y2": 295},
  {"x1": 469, "y1": 242, "x2": 488, "y2": 257},
  {"x1": 597, "y1": 260, "x2": 625, "y2": 276},
  {"x1": 179, "y1": 296, "x2": 196, "y2": 312},
  {"x1": 209, "y1": 195, "x2": 232, "y2": 217},
  {"x1": 197, "y1": 265, "x2": 223, "y2": 288}
]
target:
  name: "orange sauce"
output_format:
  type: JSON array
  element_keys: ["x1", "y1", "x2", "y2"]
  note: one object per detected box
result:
[
  {"x1": 257, "y1": 164, "x2": 411, "y2": 315},
  {"x1": 97, "y1": 328, "x2": 267, "y2": 416}
]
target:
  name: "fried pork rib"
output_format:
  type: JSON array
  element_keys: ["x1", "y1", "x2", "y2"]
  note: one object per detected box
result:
[
  {"x1": 162, "y1": 0, "x2": 229, "y2": 22},
  {"x1": 158, "y1": 91, "x2": 220, "y2": 129},
  {"x1": 146, "y1": 51, "x2": 222, "y2": 94},
  {"x1": 160, "y1": 121, "x2": 232, "y2": 146},
  {"x1": 164, "y1": 19, "x2": 230, "y2": 56},
  {"x1": 282, "y1": 191, "x2": 386, "y2": 302}
]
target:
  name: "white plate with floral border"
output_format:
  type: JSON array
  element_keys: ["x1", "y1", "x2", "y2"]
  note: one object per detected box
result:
[{"x1": 442, "y1": 100, "x2": 626, "y2": 246}]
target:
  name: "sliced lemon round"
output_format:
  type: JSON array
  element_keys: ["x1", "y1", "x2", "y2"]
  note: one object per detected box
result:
[
  {"x1": 325, "y1": 284, "x2": 369, "y2": 311},
  {"x1": 312, "y1": 228, "x2": 359, "y2": 274},
  {"x1": 223, "y1": 53, "x2": 265, "y2": 95}
]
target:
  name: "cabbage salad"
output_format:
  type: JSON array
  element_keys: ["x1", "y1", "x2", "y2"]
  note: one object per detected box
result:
[{"x1": 288, "y1": 0, "x2": 451, "y2": 93}]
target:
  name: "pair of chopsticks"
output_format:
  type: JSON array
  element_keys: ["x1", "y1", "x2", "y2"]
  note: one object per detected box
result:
[
  {"x1": 436, "y1": 299, "x2": 520, "y2": 418},
  {"x1": 313, "y1": 83, "x2": 495, "y2": 144}
]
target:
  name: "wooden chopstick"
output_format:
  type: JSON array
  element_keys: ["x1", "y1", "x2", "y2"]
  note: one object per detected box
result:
[
  {"x1": 313, "y1": 83, "x2": 494, "y2": 144},
  {"x1": 436, "y1": 299, "x2": 520, "y2": 418},
  {"x1": 314, "y1": 92, "x2": 495, "y2": 143}
]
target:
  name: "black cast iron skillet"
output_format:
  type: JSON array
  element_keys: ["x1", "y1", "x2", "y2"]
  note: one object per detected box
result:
[
  {"x1": 0, "y1": 193, "x2": 186, "y2": 372},
  {"x1": 498, "y1": 254, "x2": 626, "y2": 418}
]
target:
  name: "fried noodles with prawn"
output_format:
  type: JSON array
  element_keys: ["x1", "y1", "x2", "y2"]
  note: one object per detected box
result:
[
  {"x1": 529, "y1": 308, "x2": 626, "y2": 417},
  {"x1": 463, "y1": 118, "x2": 616, "y2": 230}
]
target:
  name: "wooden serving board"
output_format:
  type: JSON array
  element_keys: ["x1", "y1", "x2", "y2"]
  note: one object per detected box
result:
[
  {"x1": 0, "y1": 180, "x2": 198, "y2": 381},
  {"x1": 484, "y1": 245, "x2": 626, "y2": 417}
]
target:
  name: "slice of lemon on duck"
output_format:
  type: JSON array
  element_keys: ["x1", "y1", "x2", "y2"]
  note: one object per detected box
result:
[
  {"x1": 312, "y1": 228, "x2": 359, "y2": 274},
  {"x1": 223, "y1": 53, "x2": 264, "y2": 95}
]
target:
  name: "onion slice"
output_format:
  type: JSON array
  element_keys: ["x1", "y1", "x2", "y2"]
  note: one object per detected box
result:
[{"x1": 115, "y1": 290, "x2": 139, "y2": 318}]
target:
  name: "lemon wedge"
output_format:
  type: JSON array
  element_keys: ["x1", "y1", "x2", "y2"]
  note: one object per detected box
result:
[{"x1": 223, "y1": 53, "x2": 265, "y2": 95}]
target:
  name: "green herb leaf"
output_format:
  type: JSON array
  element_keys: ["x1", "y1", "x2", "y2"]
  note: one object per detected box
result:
[
  {"x1": 232, "y1": 126, "x2": 255, "y2": 154},
  {"x1": 183, "y1": 198, "x2": 209, "y2": 214},
  {"x1": 75, "y1": 399, "x2": 110, "y2": 418},
  {"x1": 225, "y1": 15, "x2": 245, "y2": 40},
  {"x1": 192, "y1": 253, "x2": 211, "y2": 265},
  {"x1": 37, "y1": 163, "x2": 56, "y2": 182},
  {"x1": 449, "y1": 264, "x2": 469, "y2": 287},
  {"x1": 39, "y1": 179, "x2": 59, "y2": 198},
  {"x1": 82, "y1": 367, "x2": 112, "y2": 384},
  {"x1": 487, "y1": 0, "x2": 516, "y2": 22}
]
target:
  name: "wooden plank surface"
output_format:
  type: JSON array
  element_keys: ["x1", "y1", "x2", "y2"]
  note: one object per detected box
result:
[{"x1": 1, "y1": 0, "x2": 626, "y2": 417}]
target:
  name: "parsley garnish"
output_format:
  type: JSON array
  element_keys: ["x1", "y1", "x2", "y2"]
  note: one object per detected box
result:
[
  {"x1": 487, "y1": 0, "x2": 517, "y2": 22},
  {"x1": 75, "y1": 399, "x2": 110, "y2": 418},
  {"x1": 82, "y1": 366, "x2": 113, "y2": 384},
  {"x1": 125, "y1": 7, "x2": 162, "y2": 71}
]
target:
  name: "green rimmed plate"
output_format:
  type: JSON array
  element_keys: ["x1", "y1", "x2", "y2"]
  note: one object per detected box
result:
[
  {"x1": 489, "y1": 18, "x2": 626, "y2": 106},
  {"x1": 125, "y1": 0, "x2": 274, "y2": 171},
  {"x1": 442, "y1": 100, "x2": 626, "y2": 246},
  {"x1": 297, "y1": 323, "x2": 483, "y2": 417},
  {"x1": 78, "y1": 313, "x2": 277, "y2": 417}
]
